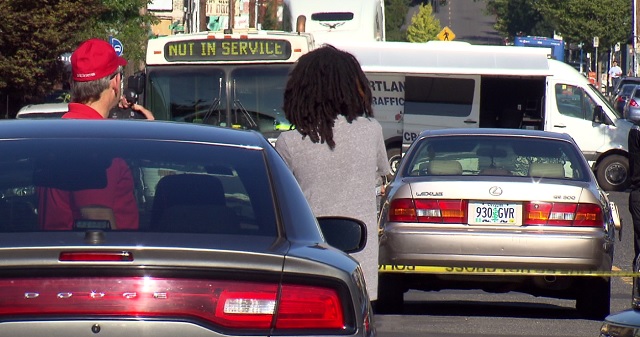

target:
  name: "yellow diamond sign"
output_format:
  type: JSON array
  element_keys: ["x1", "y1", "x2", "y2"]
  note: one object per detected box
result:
[{"x1": 437, "y1": 26, "x2": 455, "y2": 41}]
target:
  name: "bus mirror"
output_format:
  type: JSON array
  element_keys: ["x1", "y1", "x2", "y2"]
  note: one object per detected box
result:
[
  {"x1": 127, "y1": 73, "x2": 146, "y2": 95},
  {"x1": 296, "y1": 15, "x2": 306, "y2": 33}
]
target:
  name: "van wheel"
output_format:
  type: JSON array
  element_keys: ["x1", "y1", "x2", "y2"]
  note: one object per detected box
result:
[
  {"x1": 376, "y1": 273, "x2": 404, "y2": 314},
  {"x1": 387, "y1": 148, "x2": 402, "y2": 175},
  {"x1": 575, "y1": 277, "x2": 610, "y2": 320},
  {"x1": 596, "y1": 154, "x2": 630, "y2": 191}
]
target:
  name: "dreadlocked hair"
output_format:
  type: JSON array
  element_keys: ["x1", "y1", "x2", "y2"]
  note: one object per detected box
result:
[{"x1": 283, "y1": 45, "x2": 373, "y2": 150}]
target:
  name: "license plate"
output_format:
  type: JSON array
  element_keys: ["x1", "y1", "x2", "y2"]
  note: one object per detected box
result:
[{"x1": 468, "y1": 201, "x2": 521, "y2": 225}]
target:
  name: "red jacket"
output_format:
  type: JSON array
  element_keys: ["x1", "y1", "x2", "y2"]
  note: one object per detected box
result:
[{"x1": 38, "y1": 103, "x2": 139, "y2": 229}]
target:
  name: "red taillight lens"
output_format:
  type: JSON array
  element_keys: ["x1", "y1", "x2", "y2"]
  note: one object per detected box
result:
[
  {"x1": 275, "y1": 285, "x2": 344, "y2": 329},
  {"x1": 389, "y1": 198, "x2": 466, "y2": 223},
  {"x1": 631, "y1": 100, "x2": 639, "y2": 107},
  {"x1": 573, "y1": 203, "x2": 603, "y2": 227},
  {"x1": 524, "y1": 202, "x2": 602, "y2": 227},
  {"x1": 59, "y1": 251, "x2": 133, "y2": 261},
  {"x1": 389, "y1": 198, "x2": 417, "y2": 222},
  {"x1": 617, "y1": 96, "x2": 625, "y2": 102},
  {"x1": 0, "y1": 278, "x2": 345, "y2": 330}
]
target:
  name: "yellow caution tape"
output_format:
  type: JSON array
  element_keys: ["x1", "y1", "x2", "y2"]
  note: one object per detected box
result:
[{"x1": 378, "y1": 265, "x2": 639, "y2": 277}]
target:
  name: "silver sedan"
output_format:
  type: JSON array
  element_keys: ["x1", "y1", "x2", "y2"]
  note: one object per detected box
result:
[{"x1": 377, "y1": 128, "x2": 621, "y2": 320}]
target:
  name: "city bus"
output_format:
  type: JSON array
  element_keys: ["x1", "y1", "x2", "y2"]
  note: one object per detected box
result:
[
  {"x1": 513, "y1": 36, "x2": 565, "y2": 62},
  {"x1": 135, "y1": 29, "x2": 315, "y2": 141}
]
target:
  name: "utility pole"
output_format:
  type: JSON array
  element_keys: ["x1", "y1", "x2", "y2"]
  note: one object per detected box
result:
[
  {"x1": 199, "y1": 0, "x2": 207, "y2": 32},
  {"x1": 227, "y1": 0, "x2": 235, "y2": 32},
  {"x1": 249, "y1": 0, "x2": 256, "y2": 28}
]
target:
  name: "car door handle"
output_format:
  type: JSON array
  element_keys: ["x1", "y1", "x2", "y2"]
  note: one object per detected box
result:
[{"x1": 464, "y1": 120, "x2": 477, "y2": 124}]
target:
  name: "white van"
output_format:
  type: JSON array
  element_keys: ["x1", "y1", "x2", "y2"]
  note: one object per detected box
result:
[
  {"x1": 330, "y1": 41, "x2": 633, "y2": 191},
  {"x1": 283, "y1": 0, "x2": 385, "y2": 44}
]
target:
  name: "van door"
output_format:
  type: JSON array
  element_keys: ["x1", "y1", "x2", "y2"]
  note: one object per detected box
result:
[
  {"x1": 401, "y1": 74, "x2": 480, "y2": 147},
  {"x1": 546, "y1": 80, "x2": 606, "y2": 159}
]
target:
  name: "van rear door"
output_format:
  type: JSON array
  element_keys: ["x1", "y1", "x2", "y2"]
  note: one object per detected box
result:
[{"x1": 401, "y1": 74, "x2": 480, "y2": 146}]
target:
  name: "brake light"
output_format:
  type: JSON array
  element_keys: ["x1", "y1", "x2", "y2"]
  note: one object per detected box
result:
[
  {"x1": 631, "y1": 100, "x2": 639, "y2": 107},
  {"x1": 0, "y1": 278, "x2": 345, "y2": 331},
  {"x1": 389, "y1": 198, "x2": 466, "y2": 223},
  {"x1": 388, "y1": 198, "x2": 416, "y2": 222},
  {"x1": 617, "y1": 96, "x2": 625, "y2": 102},
  {"x1": 524, "y1": 202, "x2": 602, "y2": 227},
  {"x1": 59, "y1": 251, "x2": 133, "y2": 261}
]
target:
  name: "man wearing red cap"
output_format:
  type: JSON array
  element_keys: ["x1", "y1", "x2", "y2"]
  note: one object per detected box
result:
[{"x1": 38, "y1": 38, "x2": 139, "y2": 230}]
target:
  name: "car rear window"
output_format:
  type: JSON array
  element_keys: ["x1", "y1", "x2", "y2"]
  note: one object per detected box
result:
[
  {"x1": 403, "y1": 135, "x2": 590, "y2": 181},
  {"x1": 0, "y1": 139, "x2": 277, "y2": 235}
]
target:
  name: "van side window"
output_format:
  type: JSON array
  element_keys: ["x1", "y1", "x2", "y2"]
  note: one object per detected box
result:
[
  {"x1": 404, "y1": 77, "x2": 475, "y2": 117},
  {"x1": 555, "y1": 84, "x2": 596, "y2": 120}
]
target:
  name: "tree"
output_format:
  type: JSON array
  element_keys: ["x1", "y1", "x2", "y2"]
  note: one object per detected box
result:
[
  {"x1": 406, "y1": 3, "x2": 441, "y2": 43},
  {"x1": 0, "y1": 0, "x2": 99, "y2": 106},
  {"x1": 0, "y1": 0, "x2": 157, "y2": 117},
  {"x1": 78, "y1": 0, "x2": 158, "y2": 72},
  {"x1": 385, "y1": 0, "x2": 411, "y2": 41},
  {"x1": 484, "y1": 0, "x2": 630, "y2": 51},
  {"x1": 260, "y1": 0, "x2": 279, "y2": 30}
]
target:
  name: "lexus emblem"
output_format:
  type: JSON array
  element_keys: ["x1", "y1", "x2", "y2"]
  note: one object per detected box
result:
[{"x1": 489, "y1": 186, "x2": 503, "y2": 196}]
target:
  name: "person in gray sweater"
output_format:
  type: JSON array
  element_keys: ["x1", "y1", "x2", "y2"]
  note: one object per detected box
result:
[{"x1": 275, "y1": 45, "x2": 391, "y2": 302}]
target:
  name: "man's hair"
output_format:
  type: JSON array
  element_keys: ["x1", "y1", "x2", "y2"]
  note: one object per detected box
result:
[
  {"x1": 70, "y1": 66, "x2": 122, "y2": 104},
  {"x1": 283, "y1": 45, "x2": 373, "y2": 149}
]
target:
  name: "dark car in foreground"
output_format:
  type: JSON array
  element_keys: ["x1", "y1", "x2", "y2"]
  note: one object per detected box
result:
[
  {"x1": 377, "y1": 128, "x2": 621, "y2": 320},
  {"x1": 0, "y1": 119, "x2": 374, "y2": 336},
  {"x1": 600, "y1": 260, "x2": 640, "y2": 337}
]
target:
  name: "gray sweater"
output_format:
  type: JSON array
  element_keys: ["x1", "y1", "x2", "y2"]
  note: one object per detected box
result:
[{"x1": 275, "y1": 115, "x2": 390, "y2": 300}]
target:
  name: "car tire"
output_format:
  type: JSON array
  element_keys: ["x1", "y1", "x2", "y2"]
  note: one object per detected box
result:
[
  {"x1": 387, "y1": 148, "x2": 402, "y2": 176},
  {"x1": 575, "y1": 277, "x2": 610, "y2": 320},
  {"x1": 596, "y1": 154, "x2": 630, "y2": 192},
  {"x1": 376, "y1": 273, "x2": 404, "y2": 314}
]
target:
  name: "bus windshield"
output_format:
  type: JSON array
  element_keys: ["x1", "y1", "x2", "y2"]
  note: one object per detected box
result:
[{"x1": 145, "y1": 65, "x2": 293, "y2": 136}]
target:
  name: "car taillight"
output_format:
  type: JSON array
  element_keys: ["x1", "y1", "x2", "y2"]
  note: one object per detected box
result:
[
  {"x1": 389, "y1": 198, "x2": 466, "y2": 223},
  {"x1": 0, "y1": 278, "x2": 345, "y2": 330},
  {"x1": 631, "y1": 99, "x2": 639, "y2": 107},
  {"x1": 523, "y1": 202, "x2": 602, "y2": 227},
  {"x1": 617, "y1": 96, "x2": 625, "y2": 102}
]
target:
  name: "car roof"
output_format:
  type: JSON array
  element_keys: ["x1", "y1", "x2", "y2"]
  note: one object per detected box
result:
[
  {"x1": 16, "y1": 103, "x2": 68, "y2": 118},
  {"x1": 417, "y1": 127, "x2": 575, "y2": 141},
  {"x1": 0, "y1": 119, "x2": 270, "y2": 148}
]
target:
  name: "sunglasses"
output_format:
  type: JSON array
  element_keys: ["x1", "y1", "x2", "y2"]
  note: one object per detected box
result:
[{"x1": 109, "y1": 70, "x2": 124, "y2": 80}]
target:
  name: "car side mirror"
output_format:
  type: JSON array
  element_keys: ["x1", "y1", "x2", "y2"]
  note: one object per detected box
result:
[
  {"x1": 317, "y1": 216, "x2": 367, "y2": 253},
  {"x1": 593, "y1": 105, "x2": 605, "y2": 124}
]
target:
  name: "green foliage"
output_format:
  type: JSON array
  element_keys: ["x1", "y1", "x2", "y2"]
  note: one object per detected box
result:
[
  {"x1": 484, "y1": 0, "x2": 631, "y2": 51},
  {"x1": 385, "y1": 0, "x2": 410, "y2": 41},
  {"x1": 406, "y1": 3, "x2": 441, "y2": 43},
  {"x1": 0, "y1": 0, "x2": 100, "y2": 102},
  {"x1": 485, "y1": 0, "x2": 552, "y2": 40},
  {"x1": 0, "y1": 0, "x2": 157, "y2": 110},
  {"x1": 261, "y1": 0, "x2": 279, "y2": 30},
  {"x1": 80, "y1": 0, "x2": 158, "y2": 70}
]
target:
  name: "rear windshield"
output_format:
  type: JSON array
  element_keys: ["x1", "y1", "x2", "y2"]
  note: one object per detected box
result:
[
  {"x1": 0, "y1": 139, "x2": 277, "y2": 235},
  {"x1": 403, "y1": 135, "x2": 590, "y2": 181}
]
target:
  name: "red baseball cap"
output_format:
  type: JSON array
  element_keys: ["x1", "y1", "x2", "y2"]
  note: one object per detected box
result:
[{"x1": 71, "y1": 38, "x2": 127, "y2": 82}]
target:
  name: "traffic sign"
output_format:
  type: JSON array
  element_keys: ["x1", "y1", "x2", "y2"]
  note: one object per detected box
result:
[
  {"x1": 110, "y1": 37, "x2": 124, "y2": 57},
  {"x1": 437, "y1": 26, "x2": 455, "y2": 41}
]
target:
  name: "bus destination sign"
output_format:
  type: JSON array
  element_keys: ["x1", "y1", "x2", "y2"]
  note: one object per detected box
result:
[{"x1": 164, "y1": 39, "x2": 292, "y2": 62}]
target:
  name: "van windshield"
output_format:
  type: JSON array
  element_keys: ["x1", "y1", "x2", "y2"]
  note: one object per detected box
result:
[{"x1": 589, "y1": 83, "x2": 621, "y2": 119}]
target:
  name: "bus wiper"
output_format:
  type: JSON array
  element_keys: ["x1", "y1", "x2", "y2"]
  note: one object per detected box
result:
[
  {"x1": 202, "y1": 77, "x2": 223, "y2": 124},
  {"x1": 232, "y1": 79, "x2": 258, "y2": 130}
]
